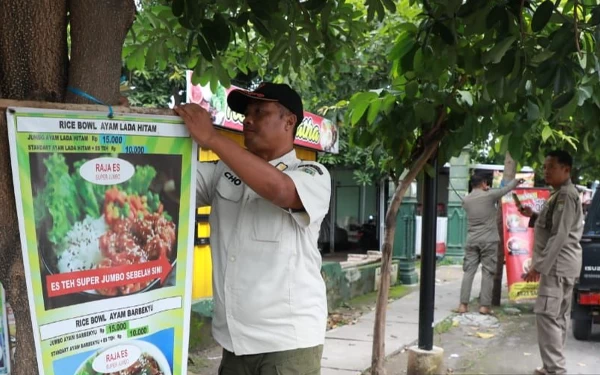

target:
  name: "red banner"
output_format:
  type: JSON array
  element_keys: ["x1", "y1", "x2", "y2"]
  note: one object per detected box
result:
[
  {"x1": 46, "y1": 257, "x2": 171, "y2": 297},
  {"x1": 186, "y1": 71, "x2": 339, "y2": 154},
  {"x1": 501, "y1": 188, "x2": 551, "y2": 302}
]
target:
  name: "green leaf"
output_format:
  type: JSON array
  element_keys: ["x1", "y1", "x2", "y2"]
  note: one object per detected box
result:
[
  {"x1": 457, "y1": 90, "x2": 473, "y2": 106},
  {"x1": 269, "y1": 39, "x2": 288, "y2": 65},
  {"x1": 212, "y1": 57, "x2": 231, "y2": 87},
  {"x1": 303, "y1": 0, "x2": 327, "y2": 11},
  {"x1": 406, "y1": 81, "x2": 419, "y2": 99},
  {"x1": 577, "y1": 86, "x2": 593, "y2": 106},
  {"x1": 482, "y1": 36, "x2": 516, "y2": 64},
  {"x1": 434, "y1": 22, "x2": 455, "y2": 45},
  {"x1": 541, "y1": 125, "x2": 553, "y2": 142},
  {"x1": 535, "y1": 60, "x2": 558, "y2": 89},
  {"x1": 389, "y1": 32, "x2": 416, "y2": 62},
  {"x1": 486, "y1": 5, "x2": 505, "y2": 30},
  {"x1": 350, "y1": 92, "x2": 377, "y2": 125},
  {"x1": 499, "y1": 134, "x2": 511, "y2": 154},
  {"x1": 531, "y1": 1, "x2": 554, "y2": 32},
  {"x1": 250, "y1": 14, "x2": 272, "y2": 39},
  {"x1": 172, "y1": 0, "x2": 184, "y2": 17},
  {"x1": 414, "y1": 101, "x2": 435, "y2": 123},
  {"x1": 590, "y1": 6, "x2": 600, "y2": 25},
  {"x1": 527, "y1": 100, "x2": 540, "y2": 122},
  {"x1": 583, "y1": 132, "x2": 591, "y2": 152},
  {"x1": 367, "y1": 99, "x2": 382, "y2": 124},
  {"x1": 382, "y1": 0, "x2": 396, "y2": 12},
  {"x1": 552, "y1": 90, "x2": 575, "y2": 109},
  {"x1": 197, "y1": 34, "x2": 215, "y2": 61}
]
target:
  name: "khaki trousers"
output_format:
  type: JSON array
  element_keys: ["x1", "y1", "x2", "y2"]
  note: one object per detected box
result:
[
  {"x1": 218, "y1": 345, "x2": 323, "y2": 375},
  {"x1": 535, "y1": 274, "x2": 575, "y2": 375},
  {"x1": 460, "y1": 241, "x2": 497, "y2": 306}
]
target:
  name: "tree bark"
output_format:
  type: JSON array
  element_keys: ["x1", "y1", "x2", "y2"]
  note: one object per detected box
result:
[
  {"x1": 370, "y1": 117, "x2": 448, "y2": 375},
  {"x1": 0, "y1": 2, "x2": 138, "y2": 373},
  {"x1": 0, "y1": 0, "x2": 68, "y2": 100},
  {"x1": 491, "y1": 151, "x2": 516, "y2": 306},
  {"x1": 66, "y1": 0, "x2": 136, "y2": 105}
]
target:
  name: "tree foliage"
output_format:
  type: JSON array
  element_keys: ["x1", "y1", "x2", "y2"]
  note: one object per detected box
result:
[{"x1": 348, "y1": 0, "x2": 600, "y2": 176}]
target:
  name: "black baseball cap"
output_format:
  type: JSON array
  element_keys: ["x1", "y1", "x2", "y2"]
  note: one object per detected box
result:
[{"x1": 227, "y1": 82, "x2": 304, "y2": 127}]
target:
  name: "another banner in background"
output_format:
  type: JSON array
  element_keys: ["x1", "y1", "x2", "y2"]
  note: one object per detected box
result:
[
  {"x1": 186, "y1": 71, "x2": 340, "y2": 154},
  {"x1": 501, "y1": 188, "x2": 551, "y2": 302},
  {"x1": 493, "y1": 171, "x2": 535, "y2": 188},
  {"x1": 0, "y1": 285, "x2": 10, "y2": 375},
  {"x1": 7, "y1": 108, "x2": 196, "y2": 375}
]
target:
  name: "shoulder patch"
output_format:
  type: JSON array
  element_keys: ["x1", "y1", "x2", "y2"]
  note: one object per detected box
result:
[
  {"x1": 298, "y1": 164, "x2": 323, "y2": 175},
  {"x1": 275, "y1": 162, "x2": 288, "y2": 171}
]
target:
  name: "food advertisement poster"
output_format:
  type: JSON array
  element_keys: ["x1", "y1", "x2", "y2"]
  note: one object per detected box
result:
[
  {"x1": 492, "y1": 171, "x2": 535, "y2": 189},
  {"x1": 7, "y1": 107, "x2": 197, "y2": 375},
  {"x1": 0, "y1": 284, "x2": 10, "y2": 375},
  {"x1": 186, "y1": 70, "x2": 340, "y2": 154},
  {"x1": 501, "y1": 188, "x2": 551, "y2": 302}
]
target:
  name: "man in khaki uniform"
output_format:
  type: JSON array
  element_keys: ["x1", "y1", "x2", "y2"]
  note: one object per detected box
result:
[
  {"x1": 522, "y1": 150, "x2": 583, "y2": 375},
  {"x1": 175, "y1": 83, "x2": 331, "y2": 375},
  {"x1": 457, "y1": 174, "x2": 523, "y2": 314}
]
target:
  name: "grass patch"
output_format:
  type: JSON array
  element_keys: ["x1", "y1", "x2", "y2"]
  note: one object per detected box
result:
[
  {"x1": 345, "y1": 285, "x2": 410, "y2": 308},
  {"x1": 434, "y1": 318, "x2": 454, "y2": 335},
  {"x1": 389, "y1": 285, "x2": 408, "y2": 299},
  {"x1": 437, "y1": 257, "x2": 459, "y2": 266}
]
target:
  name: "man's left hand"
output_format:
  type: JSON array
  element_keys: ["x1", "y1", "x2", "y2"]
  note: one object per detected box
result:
[
  {"x1": 523, "y1": 268, "x2": 540, "y2": 282},
  {"x1": 174, "y1": 103, "x2": 218, "y2": 148}
]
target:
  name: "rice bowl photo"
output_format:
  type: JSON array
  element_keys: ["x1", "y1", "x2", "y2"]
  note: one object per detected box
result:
[
  {"x1": 73, "y1": 340, "x2": 172, "y2": 375},
  {"x1": 30, "y1": 152, "x2": 183, "y2": 310}
]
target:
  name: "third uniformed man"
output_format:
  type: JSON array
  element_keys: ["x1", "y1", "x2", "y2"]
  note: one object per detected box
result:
[
  {"x1": 457, "y1": 174, "x2": 523, "y2": 315},
  {"x1": 521, "y1": 150, "x2": 583, "y2": 375}
]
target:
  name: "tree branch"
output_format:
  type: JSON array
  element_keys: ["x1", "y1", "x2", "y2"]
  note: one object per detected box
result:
[{"x1": 574, "y1": 0, "x2": 582, "y2": 57}]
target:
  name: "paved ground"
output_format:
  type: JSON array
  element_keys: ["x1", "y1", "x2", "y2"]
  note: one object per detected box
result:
[
  {"x1": 321, "y1": 266, "x2": 474, "y2": 375},
  {"x1": 188, "y1": 265, "x2": 477, "y2": 375},
  {"x1": 383, "y1": 303, "x2": 600, "y2": 375}
]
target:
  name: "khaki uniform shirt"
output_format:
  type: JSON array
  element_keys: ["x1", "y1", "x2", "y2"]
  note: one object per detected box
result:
[
  {"x1": 463, "y1": 179, "x2": 519, "y2": 244},
  {"x1": 196, "y1": 150, "x2": 331, "y2": 355},
  {"x1": 532, "y1": 180, "x2": 583, "y2": 277}
]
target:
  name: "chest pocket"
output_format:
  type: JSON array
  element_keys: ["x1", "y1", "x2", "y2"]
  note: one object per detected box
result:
[
  {"x1": 216, "y1": 174, "x2": 243, "y2": 203},
  {"x1": 537, "y1": 194, "x2": 558, "y2": 230},
  {"x1": 250, "y1": 198, "x2": 285, "y2": 244}
]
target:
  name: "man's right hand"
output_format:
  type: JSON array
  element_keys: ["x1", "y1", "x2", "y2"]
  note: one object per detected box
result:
[{"x1": 519, "y1": 206, "x2": 534, "y2": 217}]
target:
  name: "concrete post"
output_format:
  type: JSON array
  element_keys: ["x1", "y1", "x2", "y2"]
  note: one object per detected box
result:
[
  {"x1": 445, "y1": 146, "x2": 471, "y2": 262},
  {"x1": 393, "y1": 179, "x2": 419, "y2": 285},
  {"x1": 407, "y1": 346, "x2": 445, "y2": 375}
]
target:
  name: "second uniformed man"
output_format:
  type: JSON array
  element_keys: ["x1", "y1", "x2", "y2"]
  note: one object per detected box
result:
[{"x1": 521, "y1": 150, "x2": 583, "y2": 375}]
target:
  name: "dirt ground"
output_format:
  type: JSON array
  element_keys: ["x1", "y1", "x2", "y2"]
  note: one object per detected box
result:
[{"x1": 381, "y1": 303, "x2": 600, "y2": 375}]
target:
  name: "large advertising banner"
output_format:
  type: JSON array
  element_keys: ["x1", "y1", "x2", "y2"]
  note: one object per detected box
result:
[
  {"x1": 7, "y1": 108, "x2": 197, "y2": 375},
  {"x1": 186, "y1": 71, "x2": 340, "y2": 154},
  {"x1": 0, "y1": 284, "x2": 10, "y2": 375},
  {"x1": 493, "y1": 171, "x2": 535, "y2": 188},
  {"x1": 501, "y1": 188, "x2": 551, "y2": 302}
]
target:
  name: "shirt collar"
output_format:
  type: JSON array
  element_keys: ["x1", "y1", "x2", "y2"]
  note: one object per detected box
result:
[{"x1": 269, "y1": 149, "x2": 298, "y2": 169}]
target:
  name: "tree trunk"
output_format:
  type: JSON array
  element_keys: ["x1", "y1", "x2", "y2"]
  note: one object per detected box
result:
[
  {"x1": 491, "y1": 151, "x2": 516, "y2": 306},
  {"x1": 370, "y1": 131, "x2": 446, "y2": 374},
  {"x1": 0, "y1": 2, "x2": 68, "y2": 372},
  {"x1": 0, "y1": 1, "x2": 136, "y2": 372},
  {"x1": 0, "y1": 0, "x2": 68, "y2": 100},
  {"x1": 66, "y1": 0, "x2": 136, "y2": 105}
]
